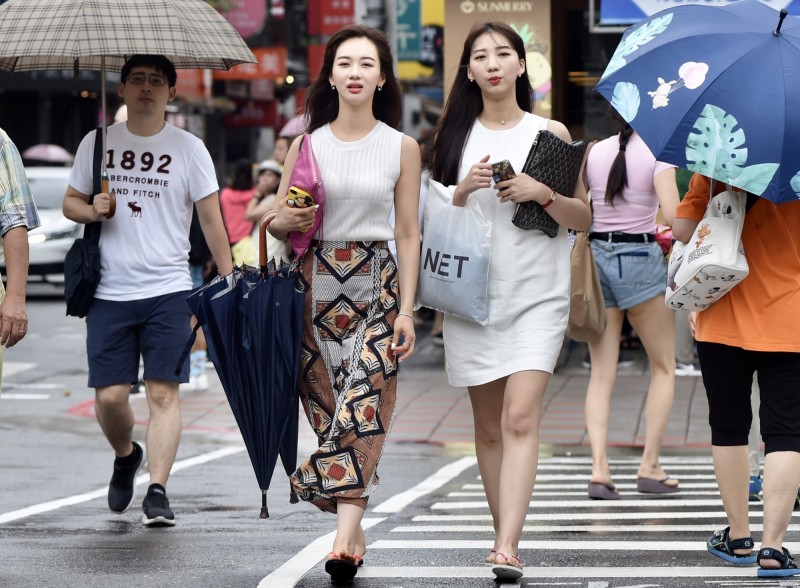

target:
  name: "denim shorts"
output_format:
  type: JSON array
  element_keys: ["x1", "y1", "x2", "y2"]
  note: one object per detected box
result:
[
  {"x1": 590, "y1": 240, "x2": 667, "y2": 310},
  {"x1": 86, "y1": 290, "x2": 192, "y2": 388}
]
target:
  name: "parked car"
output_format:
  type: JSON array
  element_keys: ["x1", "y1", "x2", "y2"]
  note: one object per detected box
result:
[{"x1": 2, "y1": 166, "x2": 80, "y2": 281}]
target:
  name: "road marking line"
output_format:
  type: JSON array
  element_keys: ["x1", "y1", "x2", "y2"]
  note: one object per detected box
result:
[
  {"x1": 259, "y1": 456, "x2": 478, "y2": 586},
  {"x1": 367, "y1": 539, "x2": 800, "y2": 552},
  {"x1": 414, "y1": 511, "x2": 763, "y2": 522},
  {"x1": 433, "y1": 498, "x2": 727, "y2": 509},
  {"x1": 0, "y1": 393, "x2": 50, "y2": 400},
  {"x1": 3, "y1": 382, "x2": 62, "y2": 390},
  {"x1": 2, "y1": 362, "x2": 35, "y2": 377},
  {"x1": 534, "y1": 474, "x2": 716, "y2": 481},
  {"x1": 449, "y1": 490, "x2": 722, "y2": 497},
  {"x1": 390, "y1": 523, "x2": 796, "y2": 533},
  {"x1": 352, "y1": 566, "x2": 756, "y2": 579},
  {"x1": 541, "y1": 457, "x2": 713, "y2": 465},
  {"x1": 462, "y1": 482, "x2": 723, "y2": 490},
  {"x1": 535, "y1": 464, "x2": 714, "y2": 471},
  {"x1": 256, "y1": 518, "x2": 384, "y2": 588},
  {"x1": 0, "y1": 446, "x2": 244, "y2": 525},
  {"x1": 372, "y1": 456, "x2": 477, "y2": 514}
]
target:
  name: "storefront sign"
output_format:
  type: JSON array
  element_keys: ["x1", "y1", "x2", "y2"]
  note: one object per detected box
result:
[
  {"x1": 397, "y1": 0, "x2": 422, "y2": 61},
  {"x1": 600, "y1": 0, "x2": 799, "y2": 25},
  {"x1": 307, "y1": 0, "x2": 355, "y2": 36},
  {"x1": 222, "y1": 0, "x2": 266, "y2": 38},
  {"x1": 224, "y1": 99, "x2": 277, "y2": 128},
  {"x1": 213, "y1": 47, "x2": 287, "y2": 81}
]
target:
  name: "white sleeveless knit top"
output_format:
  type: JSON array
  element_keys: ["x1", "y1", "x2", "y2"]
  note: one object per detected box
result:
[{"x1": 309, "y1": 121, "x2": 403, "y2": 241}]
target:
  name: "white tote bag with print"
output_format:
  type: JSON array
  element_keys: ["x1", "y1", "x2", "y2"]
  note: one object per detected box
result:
[
  {"x1": 415, "y1": 179, "x2": 492, "y2": 325},
  {"x1": 665, "y1": 187, "x2": 749, "y2": 312}
]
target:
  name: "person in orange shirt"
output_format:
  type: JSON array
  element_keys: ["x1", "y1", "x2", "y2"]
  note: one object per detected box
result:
[{"x1": 673, "y1": 173, "x2": 800, "y2": 577}]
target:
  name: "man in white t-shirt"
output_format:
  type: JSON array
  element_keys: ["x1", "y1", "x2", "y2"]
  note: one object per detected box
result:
[{"x1": 63, "y1": 55, "x2": 233, "y2": 527}]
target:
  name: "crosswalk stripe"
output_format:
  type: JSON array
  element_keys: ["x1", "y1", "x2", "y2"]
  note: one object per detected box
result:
[
  {"x1": 449, "y1": 490, "x2": 722, "y2": 497},
  {"x1": 534, "y1": 473, "x2": 717, "y2": 481},
  {"x1": 390, "y1": 523, "x2": 796, "y2": 533},
  {"x1": 414, "y1": 511, "x2": 762, "y2": 521},
  {"x1": 462, "y1": 482, "x2": 723, "y2": 490},
  {"x1": 368, "y1": 539, "x2": 800, "y2": 551},
  {"x1": 535, "y1": 463, "x2": 715, "y2": 471},
  {"x1": 353, "y1": 566, "x2": 756, "y2": 579},
  {"x1": 433, "y1": 498, "x2": 729, "y2": 509}
]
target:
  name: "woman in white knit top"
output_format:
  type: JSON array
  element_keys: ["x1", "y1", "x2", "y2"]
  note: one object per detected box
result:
[{"x1": 268, "y1": 25, "x2": 421, "y2": 583}]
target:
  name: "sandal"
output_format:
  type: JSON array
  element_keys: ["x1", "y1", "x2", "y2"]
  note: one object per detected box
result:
[
  {"x1": 485, "y1": 548, "x2": 497, "y2": 566},
  {"x1": 492, "y1": 552, "x2": 523, "y2": 582},
  {"x1": 706, "y1": 527, "x2": 756, "y2": 565},
  {"x1": 324, "y1": 551, "x2": 359, "y2": 582},
  {"x1": 757, "y1": 547, "x2": 800, "y2": 577}
]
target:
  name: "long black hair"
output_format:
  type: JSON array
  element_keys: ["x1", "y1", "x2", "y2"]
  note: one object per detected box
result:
[
  {"x1": 427, "y1": 22, "x2": 533, "y2": 185},
  {"x1": 604, "y1": 109, "x2": 634, "y2": 206},
  {"x1": 304, "y1": 25, "x2": 402, "y2": 133},
  {"x1": 230, "y1": 158, "x2": 253, "y2": 191}
]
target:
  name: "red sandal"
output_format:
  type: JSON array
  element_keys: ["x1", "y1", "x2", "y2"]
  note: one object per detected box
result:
[{"x1": 492, "y1": 552, "x2": 524, "y2": 581}]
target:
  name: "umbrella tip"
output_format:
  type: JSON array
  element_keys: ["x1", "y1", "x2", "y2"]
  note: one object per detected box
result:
[
  {"x1": 290, "y1": 491, "x2": 299, "y2": 504},
  {"x1": 259, "y1": 506, "x2": 270, "y2": 518},
  {"x1": 775, "y1": 8, "x2": 788, "y2": 36}
]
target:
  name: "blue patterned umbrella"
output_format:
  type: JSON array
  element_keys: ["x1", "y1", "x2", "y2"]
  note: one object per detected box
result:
[{"x1": 595, "y1": 0, "x2": 800, "y2": 203}]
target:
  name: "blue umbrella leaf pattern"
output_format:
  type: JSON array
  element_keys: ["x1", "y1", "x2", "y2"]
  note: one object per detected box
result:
[
  {"x1": 601, "y1": 13, "x2": 673, "y2": 79},
  {"x1": 790, "y1": 172, "x2": 800, "y2": 198},
  {"x1": 686, "y1": 104, "x2": 778, "y2": 194},
  {"x1": 611, "y1": 82, "x2": 641, "y2": 122}
]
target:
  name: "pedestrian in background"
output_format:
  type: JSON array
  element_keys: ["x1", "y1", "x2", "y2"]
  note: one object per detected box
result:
[
  {"x1": 63, "y1": 54, "x2": 233, "y2": 527},
  {"x1": 426, "y1": 21, "x2": 590, "y2": 581},
  {"x1": 272, "y1": 135, "x2": 293, "y2": 166},
  {"x1": 245, "y1": 159, "x2": 291, "y2": 265},
  {"x1": 583, "y1": 112, "x2": 680, "y2": 500},
  {"x1": 0, "y1": 126, "x2": 40, "y2": 390},
  {"x1": 673, "y1": 173, "x2": 800, "y2": 577},
  {"x1": 219, "y1": 158, "x2": 256, "y2": 267},
  {"x1": 267, "y1": 25, "x2": 420, "y2": 583}
]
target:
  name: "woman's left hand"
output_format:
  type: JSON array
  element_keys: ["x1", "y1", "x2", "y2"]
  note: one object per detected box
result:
[
  {"x1": 391, "y1": 314, "x2": 416, "y2": 363},
  {"x1": 495, "y1": 174, "x2": 549, "y2": 205}
]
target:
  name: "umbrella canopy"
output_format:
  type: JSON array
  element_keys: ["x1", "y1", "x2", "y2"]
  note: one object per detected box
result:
[
  {"x1": 0, "y1": 0, "x2": 255, "y2": 72},
  {"x1": 0, "y1": 0, "x2": 256, "y2": 204},
  {"x1": 279, "y1": 114, "x2": 309, "y2": 138},
  {"x1": 22, "y1": 144, "x2": 74, "y2": 163},
  {"x1": 595, "y1": 0, "x2": 800, "y2": 203},
  {"x1": 185, "y1": 215, "x2": 303, "y2": 518}
]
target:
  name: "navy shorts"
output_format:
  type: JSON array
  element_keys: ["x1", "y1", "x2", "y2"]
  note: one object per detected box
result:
[
  {"x1": 697, "y1": 341, "x2": 800, "y2": 453},
  {"x1": 590, "y1": 240, "x2": 667, "y2": 310},
  {"x1": 86, "y1": 291, "x2": 192, "y2": 388}
]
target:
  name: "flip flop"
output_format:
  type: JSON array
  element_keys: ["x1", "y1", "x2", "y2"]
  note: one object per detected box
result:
[
  {"x1": 587, "y1": 481, "x2": 621, "y2": 500},
  {"x1": 324, "y1": 551, "x2": 359, "y2": 582},
  {"x1": 636, "y1": 476, "x2": 680, "y2": 494},
  {"x1": 492, "y1": 552, "x2": 524, "y2": 582}
]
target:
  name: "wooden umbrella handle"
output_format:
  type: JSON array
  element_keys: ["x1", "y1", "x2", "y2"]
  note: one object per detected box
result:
[{"x1": 101, "y1": 177, "x2": 116, "y2": 219}]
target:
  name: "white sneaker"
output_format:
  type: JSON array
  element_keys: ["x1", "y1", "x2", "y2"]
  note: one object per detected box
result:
[
  {"x1": 179, "y1": 373, "x2": 208, "y2": 392},
  {"x1": 676, "y1": 362, "x2": 702, "y2": 376}
]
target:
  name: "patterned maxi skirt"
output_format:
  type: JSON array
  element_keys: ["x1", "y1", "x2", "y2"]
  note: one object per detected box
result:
[{"x1": 290, "y1": 240, "x2": 400, "y2": 513}]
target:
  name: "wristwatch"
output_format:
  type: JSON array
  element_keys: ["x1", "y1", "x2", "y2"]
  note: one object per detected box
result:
[{"x1": 541, "y1": 189, "x2": 557, "y2": 209}]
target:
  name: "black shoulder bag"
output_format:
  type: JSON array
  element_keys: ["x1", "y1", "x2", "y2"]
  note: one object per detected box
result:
[{"x1": 64, "y1": 128, "x2": 103, "y2": 318}]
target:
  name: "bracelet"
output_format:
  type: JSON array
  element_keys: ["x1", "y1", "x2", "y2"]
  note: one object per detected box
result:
[
  {"x1": 397, "y1": 312, "x2": 414, "y2": 320},
  {"x1": 541, "y1": 189, "x2": 557, "y2": 209}
]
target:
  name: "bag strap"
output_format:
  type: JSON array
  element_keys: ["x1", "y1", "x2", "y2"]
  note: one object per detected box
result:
[{"x1": 83, "y1": 127, "x2": 103, "y2": 243}]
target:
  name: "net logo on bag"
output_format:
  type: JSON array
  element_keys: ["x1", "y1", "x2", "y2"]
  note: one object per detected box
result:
[{"x1": 422, "y1": 249, "x2": 470, "y2": 280}]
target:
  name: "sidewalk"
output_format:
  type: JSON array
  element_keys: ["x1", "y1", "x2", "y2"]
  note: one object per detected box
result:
[{"x1": 102, "y1": 333, "x2": 710, "y2": 450}]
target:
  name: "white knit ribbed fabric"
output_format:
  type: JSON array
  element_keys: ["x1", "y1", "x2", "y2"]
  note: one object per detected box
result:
[{"x1": 309, "y1": 122, "x2": 403, "y2": 242}]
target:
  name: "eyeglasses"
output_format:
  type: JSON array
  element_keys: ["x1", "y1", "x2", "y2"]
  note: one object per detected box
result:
[{"x1": 126, "y1": 72, "x2": 167, "y2": 87}]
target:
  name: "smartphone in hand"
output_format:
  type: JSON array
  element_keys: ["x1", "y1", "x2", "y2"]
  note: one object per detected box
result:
[
  {"x1": 287, "y1": 186, "x2": 314, "y2": 208},
  {"x1": 491, "y1": 160, "x2": 516, "y2": 184}
]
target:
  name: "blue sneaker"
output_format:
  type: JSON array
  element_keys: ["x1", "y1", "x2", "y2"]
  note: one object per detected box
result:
[{"x1": 749, "y1": 475, "x2": 763, "y2": 502}]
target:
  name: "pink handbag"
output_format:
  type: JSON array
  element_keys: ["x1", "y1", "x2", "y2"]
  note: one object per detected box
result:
[{"x1": 287, "y1": 133, "x2": 326, "y2": 257}]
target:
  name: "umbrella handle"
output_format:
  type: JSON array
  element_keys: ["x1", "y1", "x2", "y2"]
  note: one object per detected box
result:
[
  {"x1": 259, "y1": 211, "x2": 279, "y2": 272},
  {"x1": 101, "y1": 177, "x2": 116, "y2": 219}
]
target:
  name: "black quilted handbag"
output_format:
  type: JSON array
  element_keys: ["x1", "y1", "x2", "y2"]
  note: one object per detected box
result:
[{"x1": 512, "y1": 130, "x2": 587, "y2": 237}]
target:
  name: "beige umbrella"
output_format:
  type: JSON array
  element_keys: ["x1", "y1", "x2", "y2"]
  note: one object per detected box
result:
[
  {"x1": 0, "y1": 0, "x2": 256, "y2": 214},
  {"x1": 22, "y1": 144, "x2": 75, "y2": 163}
]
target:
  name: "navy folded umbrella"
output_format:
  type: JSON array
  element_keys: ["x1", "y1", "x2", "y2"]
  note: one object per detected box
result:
[{"x1": 184, "y1": 214, "x2": 303, "y2": 517}]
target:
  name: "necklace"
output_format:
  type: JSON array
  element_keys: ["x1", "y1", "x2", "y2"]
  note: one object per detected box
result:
[{"x1": 481, "y1": 110, "x2": 524, "y2": 126}]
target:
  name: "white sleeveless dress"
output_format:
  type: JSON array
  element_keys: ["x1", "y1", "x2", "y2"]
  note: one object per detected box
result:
[{"x1": 443, "y1": 113, "x2": 570, "y2": 387}]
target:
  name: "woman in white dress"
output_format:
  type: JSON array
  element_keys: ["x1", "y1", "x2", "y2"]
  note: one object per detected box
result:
[{"x1": 427, "y1": 22, "x2": 591, "y2": 581}]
